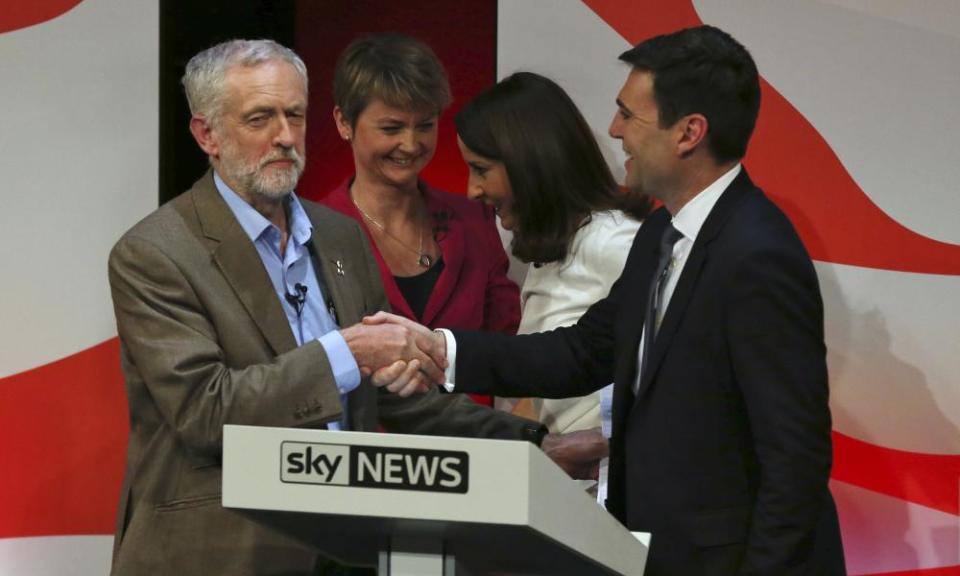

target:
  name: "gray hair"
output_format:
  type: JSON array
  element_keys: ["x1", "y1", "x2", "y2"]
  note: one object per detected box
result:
[{"x1": 182, "y1": 39, "x2": 308, "y2": 124}]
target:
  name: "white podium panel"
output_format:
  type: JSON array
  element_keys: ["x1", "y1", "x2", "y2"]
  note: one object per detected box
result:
[{"x1": 223, "y1": 424, "x2": 648, "y2": 575}]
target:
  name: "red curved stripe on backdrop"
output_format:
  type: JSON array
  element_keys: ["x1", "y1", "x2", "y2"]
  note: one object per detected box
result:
[
  {"x1": 582, "y1": 0, "x2": 960, "y2": 275},
  {"x1": 0, "y1": 0, "x2": 85, "y2": 34},
  {"x1": 862, "y1": 567, "x2": 960, "y2": 576},
  {"x1": 0, "y1": 338, "x2": 127, "y2": 538},
  {"x1": 832, "y1": 431, "x2": 960, "y2": 516}
]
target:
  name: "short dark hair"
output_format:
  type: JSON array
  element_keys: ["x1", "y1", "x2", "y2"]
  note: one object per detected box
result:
[
  {"x1": 333, "y1": 33, "x2": 451, "y2": 127},
  {"x1": 456, "y1": 72, "x2": 649, "y2": 264},
  {"x1": 619, "y1": 25, "x2": 761, "y2": 163}
]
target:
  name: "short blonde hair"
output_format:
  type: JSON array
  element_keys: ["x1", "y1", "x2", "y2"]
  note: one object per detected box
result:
[{"x1": 333, "y1": 33, "x2": 451, "y2": 126}]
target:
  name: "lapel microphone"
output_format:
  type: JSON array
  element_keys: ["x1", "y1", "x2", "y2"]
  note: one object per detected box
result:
[{"x1": 284, "y1": 283, "x2": 308, "y2": 316}]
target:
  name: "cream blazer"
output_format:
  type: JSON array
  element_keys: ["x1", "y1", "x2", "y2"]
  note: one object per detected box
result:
[{"x1": 515, "y1": 210, "x2": 642, "y2": 433}]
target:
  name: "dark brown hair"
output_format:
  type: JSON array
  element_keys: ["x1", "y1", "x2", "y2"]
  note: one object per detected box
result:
[
  {"x1": 456, "y1": 72, "x2": 650, "y2": 263},
  {"x1": 619, "y1": 25, "x2": 761, "y2": 163}
]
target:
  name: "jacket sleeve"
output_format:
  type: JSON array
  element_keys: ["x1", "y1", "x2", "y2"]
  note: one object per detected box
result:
[
  {"x1": 452, "y1": 266, "x2": 622, "y2": 400},
  {"x1": 377, "y1": 387, "x2": 543, "y2": 440},
  {"x1": 726, "y1": 244, "x2": 833, "y2": 574}
]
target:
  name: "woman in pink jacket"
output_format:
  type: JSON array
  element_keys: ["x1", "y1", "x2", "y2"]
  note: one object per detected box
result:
[{"x1": 322, "y1": 34, "x2": 520, "y2": 406}]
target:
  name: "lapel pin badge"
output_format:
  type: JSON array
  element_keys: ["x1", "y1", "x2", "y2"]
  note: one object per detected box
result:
[{"x1": 335, "y1": 259, "x2": 345, "y2": 276}]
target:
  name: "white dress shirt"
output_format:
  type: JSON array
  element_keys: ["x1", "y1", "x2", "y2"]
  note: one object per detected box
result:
[{"x1": 634, "y1": 164, "x2": 742, "y2": 385}]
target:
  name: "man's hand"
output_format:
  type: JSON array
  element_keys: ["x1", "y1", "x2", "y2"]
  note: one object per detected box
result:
[
  {"x1": 540, "y1": 427, "x2": 609, "y2": 480},
  {"x1": 360, "y1": 312, "x2": 448, "y2": 391},
  {"x1": 340, "y1": 317, "x2": 446, "y2": 397},
  {"x1": 362, "y1": 311, "x2": 442, "y2": 344}
]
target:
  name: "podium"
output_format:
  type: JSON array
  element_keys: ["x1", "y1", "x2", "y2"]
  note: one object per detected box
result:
[{"x1": 222, "y1": 424, "x2": 649, "y2": 575}]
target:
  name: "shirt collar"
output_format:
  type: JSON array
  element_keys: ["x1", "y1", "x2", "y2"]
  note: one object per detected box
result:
[
  {"x1": 213, "y1": 171, "x2": 313, "y2": 245},
  {"x1": 671, "y1": 163, "x2": 741, "y2": 243}
]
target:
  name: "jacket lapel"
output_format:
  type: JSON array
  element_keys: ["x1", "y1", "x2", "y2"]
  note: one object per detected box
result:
[
  {"x1": 303, "y1": 207, "x2": 365, "y2": 328},
  {"x1": 192, "y1": 173, "x2": 297, "y2": 355},
  {"x1": 634, "y1": 170, "x2": 754, "y2": 401},
  {"x1": 420, "y1": 189, "x2": 463, "y2": 326},
  {"x1": 634, "y1": 245, "x2": 707, "y2": 400},
  {"x1": 609, "y1": 209, "x2": 667, "y2": 426},
  {"x1": 301, "y1": 200, "x2": 382, "y2": 431}
]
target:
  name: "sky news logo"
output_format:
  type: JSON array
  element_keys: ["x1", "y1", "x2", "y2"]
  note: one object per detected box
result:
[{"x1": 281, "y1": 441, "x2": 469, "y2": 493}]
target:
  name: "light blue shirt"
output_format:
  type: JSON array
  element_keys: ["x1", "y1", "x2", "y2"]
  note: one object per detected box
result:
[
  {"x1": 214, "y1": 172, "x2": 360, "y2": 429},
  {"x1": 597, "y1": 382, "x2": 614, "y2": 505}
]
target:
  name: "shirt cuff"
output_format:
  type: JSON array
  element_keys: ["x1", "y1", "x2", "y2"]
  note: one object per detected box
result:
[
  {"x1": 436, "y1": 328, "x2": 456, "y2": 392},
  {"x1": 317, "y1": 331, "x2": 361, "y2": 395}
]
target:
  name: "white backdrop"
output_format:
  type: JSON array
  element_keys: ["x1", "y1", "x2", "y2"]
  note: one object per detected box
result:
[{"x1": 0, "y1": 0, "x2": 158, "y2": 573}]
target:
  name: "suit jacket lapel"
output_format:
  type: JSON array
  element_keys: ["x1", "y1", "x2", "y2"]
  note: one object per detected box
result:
[
  {"x1": 302, "y1": 206, "x2": 365, "y2": 328},
  {"x1": 610, "y1": 209, "x2": 667, "y2": 421},
  {"x1": 634, "y1": 170, "x2": 754, "y2": 401},
  {"x1": 635, "y1": 246, "x2": 707, "y2": 399},
  {"x1": 192, "y1": 172, "x2": 297, "y2": 355},
  {"x1": 301, "y1": 201, "x2": 383, "y2": 431}
]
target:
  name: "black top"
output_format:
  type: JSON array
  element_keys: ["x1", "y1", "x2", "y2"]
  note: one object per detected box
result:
[{"x1": 394, "y1": 258, "x2": 445, "y2": 321}]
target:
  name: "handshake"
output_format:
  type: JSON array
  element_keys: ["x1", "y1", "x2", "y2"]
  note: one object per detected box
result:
[
  {"x1": 340, "y1": 311, "x2": 447, "y2": 397},
  {"x1": 342, "y1": 312, "x2": 611, "y2": 481}
]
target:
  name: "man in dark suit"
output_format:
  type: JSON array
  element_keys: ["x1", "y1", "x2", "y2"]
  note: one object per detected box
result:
[
  {"x1": 108, "y1": 39, "x2": 546, "y2": 576},
  {"x1": 370, "y1": 26, "x2": 845, "y2": 575}
]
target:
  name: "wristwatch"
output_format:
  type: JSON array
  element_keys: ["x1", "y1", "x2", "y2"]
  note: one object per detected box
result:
[{"x1": 523, "y1": 423, "x2": 549, "y2": 447}]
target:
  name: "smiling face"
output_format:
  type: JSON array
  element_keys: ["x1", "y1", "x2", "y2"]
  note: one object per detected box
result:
[
  {"x1": 608, "y1": 69, "x2": 677, "y2": 202},
  {"x1": 335, "y1": 99, "x2": 438, "y2": 191},
  {"x1": 200, "y1": 59, "x2": 307, "y2": 202},
  {"x1": 456, "y1": 136, "x2": 516, "y2": 230}
]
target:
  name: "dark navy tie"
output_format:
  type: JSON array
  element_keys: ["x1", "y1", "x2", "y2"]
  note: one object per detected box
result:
[{"x1": 635, "y1": 223, "x2": 683, "y2": 393}]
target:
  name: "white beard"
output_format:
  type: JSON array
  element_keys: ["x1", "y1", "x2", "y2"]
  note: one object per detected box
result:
[{"x1": 219, "y1": 141, "x2": 305, "y2": 201}]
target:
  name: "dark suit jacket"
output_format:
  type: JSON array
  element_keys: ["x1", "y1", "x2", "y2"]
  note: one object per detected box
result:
[
  {"x1": 107, "y1": 172, "x2": 540, "y2": 576},
  {"x1": 454, "y1": 170, "x2": 845, "y2": 575}
]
